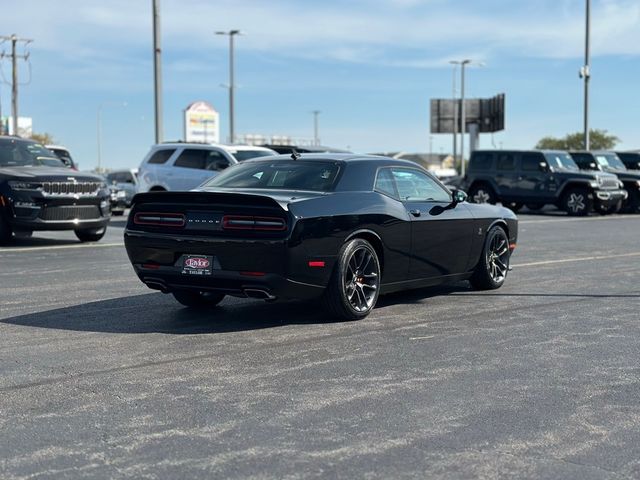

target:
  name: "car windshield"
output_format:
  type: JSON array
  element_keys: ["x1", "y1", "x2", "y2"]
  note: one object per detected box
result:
[
  {"x1": 544, "y1": 152, "x2": 579, "y2": 171},
  {"x1": 0, "y1": 140, "x2": 65, "y2": 168},
  {"x1": 107, "y1": 171, "x2": 136, "y2": 184},
  {"x1": 204, "y1": 160, "x2": 341, "y2": 192},
  {"x1": 231, "y1": 150, "x2": 276, "y2": 162},
  {"x1": 595, "y1": 153, "x2": 626, "y2": 171}
]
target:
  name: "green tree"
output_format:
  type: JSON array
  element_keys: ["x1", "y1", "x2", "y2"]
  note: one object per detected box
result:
[
  {"x1": 535, "y1": 129, "x2": 620, "y2": 150},
  {"x1": 30, "y1": 132, "x2": 56, "y2": 145}
]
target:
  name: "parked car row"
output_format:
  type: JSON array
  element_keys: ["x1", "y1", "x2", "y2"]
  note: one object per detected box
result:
[{"x1": 457, "y1": 149, "x2": 640, "y2": 216}]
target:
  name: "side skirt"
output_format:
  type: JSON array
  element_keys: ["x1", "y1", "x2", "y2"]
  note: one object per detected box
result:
[{"x1": 380, "y1": 273, "x2": 472, "y2": 295}]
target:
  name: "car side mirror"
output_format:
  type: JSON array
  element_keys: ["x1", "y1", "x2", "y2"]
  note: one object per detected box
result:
[
  {"x1": 589, "y1": 163, "x2": 598, "y2": 170},
  {"x1": 452, "y1": 189, "x2": 467, "y2": 204},
  {"x1": 539, "y1": 162, "x2": 548, "y2": 172}
]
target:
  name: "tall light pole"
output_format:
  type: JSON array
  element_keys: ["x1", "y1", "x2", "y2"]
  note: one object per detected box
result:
[
  {"x1": 448, "y1": 61, "x2": 459, "y2": 165},
  {"x1": 312, "y1": 110, "x2": 321, "y2": 146},
  {"x1": 152, "y1": 0, "x2": 163, "y2": 144},
  {"x1": 216, "y1": 30, "x2": 242, "y2": 144},
  {"x1": 97, "y1": 102, "x2": 127, "y2": 172},
  {"x1": 580, "y1": 0, "x2": 591, "y2": 150},
  {"x1": 459, "y1": 59, "x2": 471, "y2": 176}
]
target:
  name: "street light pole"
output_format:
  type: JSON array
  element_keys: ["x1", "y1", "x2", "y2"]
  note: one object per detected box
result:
[
  {"x1": 216, "y1": 30, "x2": 241, "y2": 144},
  {"x1": 459, "y1": 59, "x2": 471, "y2": 176},
  {"x1": 152, "y1": 0, "x2": 163, "y2": 144},
  {"x1": 312, "y1": 110, "x2": 321, "y2": 146},
  {"x1": 448, "y1": 61, "x2": 459, "y2": 165},
  {"x1": 582, "y1": 0, "x2": 591, "y2": 150}
]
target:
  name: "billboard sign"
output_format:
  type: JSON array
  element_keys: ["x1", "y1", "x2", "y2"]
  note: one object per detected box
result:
[
  {"x1": 184, "y1": 101, "x2": 220, "y2": 143},
  {"x1": 430, "y1": 93, "x2": 505, "y2": 134}
]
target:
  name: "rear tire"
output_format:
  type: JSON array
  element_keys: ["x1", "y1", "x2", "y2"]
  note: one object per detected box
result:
[
  {"x1": 322, "y1": 238, "x2": 381, "y2": 321},
  {"x1": 561, "y1": 188, "x2": 592, "y2": 216},
  {"x1": 622, "y1": 189, "x2": 639, "y2": 213},
  {"x1": 75, "y1": 227, "x2": 107, "y2": 242},
  {"x1": 468, "y1": 184, "x2": 497, "y2": 205},
  {"x1": 172, "y1": 290, "x2": 225, "y2": 307},
  {"x1": 0, "y1": 214, "x2": 13, "y2": 245},
  {"x1": 470, "y1": 226, "x2": 510, "y2": 290}
]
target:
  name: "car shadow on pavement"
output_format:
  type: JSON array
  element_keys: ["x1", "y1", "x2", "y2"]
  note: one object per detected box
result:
[
  {"x1": 452, "y1": 292, "x2": 640, "y2": 298},
  {"x1": 0, "y1": 293, "x2": 347, "y2": 335},
  {"x1": 1, "y1": 285, "x2": 469, "y2": 335}
]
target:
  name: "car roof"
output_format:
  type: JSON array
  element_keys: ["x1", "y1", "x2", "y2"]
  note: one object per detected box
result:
[
  {"x1": 222, "y1": 145, "x2": 276, "y2": 152},
  {"x1": 473, "y1": 149, "x2": 567, "y2": 154},
  {"x1": 45, "y1": 144, "x2": 70, "y2": 150},
  {"x1": 241, "y1": 153, "x2": 423, "y2": 168}
]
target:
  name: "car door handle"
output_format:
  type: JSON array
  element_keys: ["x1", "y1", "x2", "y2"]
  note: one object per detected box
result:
[{"x1": 409, "y1": 209, "x2": 421, "y2": 217}]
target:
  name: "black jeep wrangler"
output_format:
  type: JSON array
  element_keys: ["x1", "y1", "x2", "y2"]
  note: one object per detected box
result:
[
  {"x1": 0, "y1": 136, "x2": 111, "y2": 244},
  {"x1": 569, "y1": 151, "x2": 640, "y2": 213},
  {"x1": 462, "y1": 149, "x2": 626, "y2": 216}
]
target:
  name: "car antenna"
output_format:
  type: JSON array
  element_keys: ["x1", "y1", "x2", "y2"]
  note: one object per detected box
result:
[{"x1": 291, "y1": 149, "x2": 300, "y2": 161}]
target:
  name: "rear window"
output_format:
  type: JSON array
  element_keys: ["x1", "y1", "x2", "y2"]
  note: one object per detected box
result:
[
  {"x1": 470, "y1": 153, "x2": 493, "y2": 171},
  {"x1": 147, "y1": 149, "x2": 175, "y2": 164},
  {"x1": 231, "y1": 150, "x2": 276, "y2": 162},
  {"x1": 204, "y1": 160, "x2": 341, "y2": 192}
]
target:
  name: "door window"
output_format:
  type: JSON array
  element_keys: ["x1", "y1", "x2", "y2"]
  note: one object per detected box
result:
[
  {"x1": 521, "y1": 153, "x2": 543, "y2": 171},
  {"x1": 391, "y1": 169, "x2": 451, "y2": 203},
  {"x1": 147, "y1": 149, "x2": 175, "y2": 164},
  {"x1": 496, "y1": 153, "x2": 515, "y2": 171}
]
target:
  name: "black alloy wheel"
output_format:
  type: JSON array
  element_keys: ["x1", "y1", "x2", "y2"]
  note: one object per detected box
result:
[
  {"x1": 75, "y1": 227, "x2": 107, "y2": 242},
  {"x1": 561, "y1": 188, "x2": 592, "y2": 216},
  {"x1": 0, "y1": 214, "x2": 13, "y2": 245},
  {"x1": 468, "y1": 184, "x2": 497, "y2": 205},
  {"x1": 172, "y1": 290, "x2": 225, "y2": 307},
  {"x1": 470, "y1": 226, "x2": 510, "y2": 290},
  {"x1": 323, "y1": 238, "x2": 381, "y2": 320}
]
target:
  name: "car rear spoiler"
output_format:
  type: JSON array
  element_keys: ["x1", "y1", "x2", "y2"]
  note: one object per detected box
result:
[{"x1": 131, "y1": 191, "x2": 288, "y2": 211}]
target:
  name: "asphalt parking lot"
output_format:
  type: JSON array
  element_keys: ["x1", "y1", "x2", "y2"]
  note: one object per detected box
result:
[{"x1": 1, "y1": 212, "x2": 639, "y2": 479}]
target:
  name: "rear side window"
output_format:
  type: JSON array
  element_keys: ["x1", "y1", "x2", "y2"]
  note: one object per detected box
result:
[
  {"x1": 470, "y1": 153, "x2": 493, "y2": 171},
  {"x1": 375, "y1": 168, "x2": 398, "y2": 198},
  {"x1": 147, "y1": 149, "x2": 175, "y2": 164},
  {"x1": 521, "y1": 153, "x2": 542, "y2": 171},
  {"x1": 496, "y1": 153, "x2": 515, "y2": 171}
]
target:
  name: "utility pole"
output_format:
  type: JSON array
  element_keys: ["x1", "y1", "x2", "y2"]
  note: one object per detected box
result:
[
  {"x1": 0, "y1": 34, "x2": 33, "y2": 137},
  {"x1": 459, "y1": 59, "x2": 471, "y2": 176},
  {"x1": 580, "y1": 0, "x2": 591, "y2": 150},
  {"x1": 448, "y1": 61, "x2": 458, "y2": 165},
  {"x1": 152, "y1": 0, "x2": 163, "y2": 144},
  {"x1": 312, "y1": 110, "x2": 321, "y2": 146},
  {"x1": 216, "y1": 30, "x2": 241, "y2": 144}
]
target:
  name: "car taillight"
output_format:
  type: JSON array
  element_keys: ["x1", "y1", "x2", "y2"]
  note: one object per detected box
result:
[
  {"x1": 222, "y1": 215, "x2": 287, "y2": 231},
  {"x1": 133, "y1": 212, "x2": 185, "y2": 227}
]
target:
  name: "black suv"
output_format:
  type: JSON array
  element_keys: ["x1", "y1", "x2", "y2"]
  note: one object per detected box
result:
[
  {"x1": 462, "y1": 149, "x2": 626, "y2": 216},
  {"x1": 569, "y1": 151, "x2": 640, "y2": 213},
  {"x1": 0, "y1": 137, "x2": 111, "y2": 244}
]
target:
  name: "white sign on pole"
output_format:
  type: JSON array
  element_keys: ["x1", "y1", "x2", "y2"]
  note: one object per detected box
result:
[{"x1": 184, "y1": 101, "x2": 220, "y2": 143}]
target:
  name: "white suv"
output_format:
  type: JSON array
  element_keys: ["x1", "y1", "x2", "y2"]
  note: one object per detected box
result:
[{"x1": 138, "y1": 143, "x2": 277, "y2": 192}]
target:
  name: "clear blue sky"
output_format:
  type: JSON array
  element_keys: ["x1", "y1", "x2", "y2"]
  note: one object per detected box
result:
[{"x1": 1, "y1": 0, "x2": 639, "y2": 170}]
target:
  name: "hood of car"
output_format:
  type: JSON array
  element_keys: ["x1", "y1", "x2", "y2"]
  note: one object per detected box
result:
[{"x1": 0, "y1": 166, "x2": 104, "y2": 183}]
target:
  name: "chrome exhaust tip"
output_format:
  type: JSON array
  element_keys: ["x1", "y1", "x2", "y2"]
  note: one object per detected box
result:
[{"x1": 244, "y1": 289, "x2": 276, "y2": 301}]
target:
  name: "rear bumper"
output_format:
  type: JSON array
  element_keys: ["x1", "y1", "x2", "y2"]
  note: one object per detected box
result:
[{"x1": 124, "y1": 229, "x2": 329, "y2": 300}]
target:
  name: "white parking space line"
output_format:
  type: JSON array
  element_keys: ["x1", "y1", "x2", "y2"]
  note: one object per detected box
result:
[
  {"x1": 519, "y1": 215, "x2": 635, "y2": 225},
  {"x1": 514, "y1": 251, "x2": 640, "y2": 268},
  {"x1": 0, "y1": 242, "x2": 124, "y2": 254}
]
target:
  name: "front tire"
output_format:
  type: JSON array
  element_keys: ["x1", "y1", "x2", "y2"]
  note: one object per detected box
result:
[
  {"x1": 172, "y1": 290, "x2": 225, "y2": 307},
  {"x1": 75, "y1": 227, "x2": 107, "y2": 242},
  {"x1": 322, "y1": 238, "x2": 381, "y2": 320},
  {"x1": 561, "y1": 188, "x2": 592, "y2": 216},
  {"x1": 622, "y1": 189, "x2": 639, "y2": 214},
  {"x1": 470, "y1": 226, "x2": 510, "y2": 290}
]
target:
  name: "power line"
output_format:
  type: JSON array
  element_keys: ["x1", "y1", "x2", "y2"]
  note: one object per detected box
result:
[{"x1": 0, "y1": 34, "x2": 33, "y2": 137}]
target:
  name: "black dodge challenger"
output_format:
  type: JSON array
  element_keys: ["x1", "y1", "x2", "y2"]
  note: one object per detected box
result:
[{"x1": 124, "y1": 154, "x2": 518, "y2": 320}]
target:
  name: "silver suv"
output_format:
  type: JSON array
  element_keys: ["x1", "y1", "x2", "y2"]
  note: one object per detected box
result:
[{"x1": 138, "y1": 143, "x2": 237, "y2": 192}]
